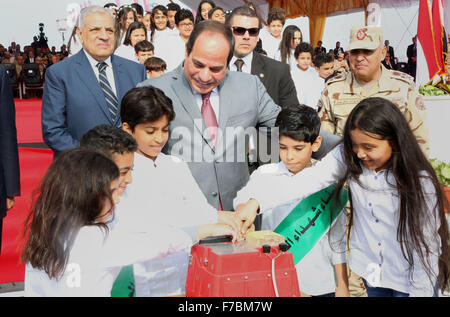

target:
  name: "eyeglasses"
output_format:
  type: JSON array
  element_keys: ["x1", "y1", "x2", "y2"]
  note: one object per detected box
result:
[
  {"x1": 231, "y1": 27, "x2": 260, "y2": 37},
  {"x1": 179, "y1": 22, "x2": 194, "y2": 28}
]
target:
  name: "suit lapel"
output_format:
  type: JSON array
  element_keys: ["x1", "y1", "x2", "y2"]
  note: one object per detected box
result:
[
  {"x1": 73, "y1": 50, "x2": 114, "y2": 124},
  {"x1": 251, "y1": 53, "x2": 266, "y2": 84},
  {"x1": 172, "y1": 69, "x2": 215, "y2": 151}
]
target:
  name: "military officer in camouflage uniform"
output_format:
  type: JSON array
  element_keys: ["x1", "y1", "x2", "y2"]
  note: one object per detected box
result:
[{"x1": 318, "y1": 26, "x2": 429, "y2": 155}]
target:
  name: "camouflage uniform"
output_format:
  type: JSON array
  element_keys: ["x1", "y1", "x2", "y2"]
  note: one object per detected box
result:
[{"x1": 318, "y1": 63, "x2": 430, "y2": 156}]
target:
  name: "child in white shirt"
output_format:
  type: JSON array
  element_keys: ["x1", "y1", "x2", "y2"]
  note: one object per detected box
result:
[
  {"x1": 22, "y1": 148, "x2": 192, "y2": 297},
  {"x1": 117, "y1": 86, "x2": 240, "y2": 296},
  {"x1": 234, "y1": 105, "x2": 349, "y2": 297},
  {"x1": 290, "y1": 43, "x2": 324, "y2": 111}
]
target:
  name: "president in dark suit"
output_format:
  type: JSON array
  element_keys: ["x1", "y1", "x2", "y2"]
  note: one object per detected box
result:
[
  {"x1": 0, "y1": 65, "x2": 20, "y2": 254},
  {"x1": 42, "y1": 6, "x2": 146, "y2": 155}
]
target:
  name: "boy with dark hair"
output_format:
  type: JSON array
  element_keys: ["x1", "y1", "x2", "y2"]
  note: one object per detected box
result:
[
  {"x1": 259, "y1": 7, "x2": 285, "y2": 58},
  {"x1": 130, "y1": 3, "x2": 144, "y2": 21},
  {"x1": 134, "y1": 40, "x2": 154, "y2": 64},
  {"x1": 313, "y1": 52, "x2": 335, "y2": 81},
  {"x1": 167, "y1": 3, "x2": 181, "y2": 29},
  {"x1": 175, "y1": 9, "x2": 195, "y2": 43},
  {"x1": 291, "y1": 42, "x2": 323, "y2": 110},
  {"x1": 80, "y1": 124, "x2": 137, "y2": 196},
  {"x1": 116, "y1": 86, "x2": 240, "y2": 297},
  {"x1": 143, "y1": 56, "x2": 167, "y2": 78},
  {"x1": 234, "y1": 104, "x2": 348, "y2": 297}
]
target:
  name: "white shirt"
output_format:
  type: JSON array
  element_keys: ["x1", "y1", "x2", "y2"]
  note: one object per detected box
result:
[
  {"x1": 274, "y1": 48, "x2": 297, "y2": 70},
  {"x1": 24, "y1": 224, "x2": 193, "y2": 297},
  {"x1": 193, "y1": 86, "x2": 220, "y2": 123},
  {"x1": 259, "y1": 27, "x2": 281, "y2": 60},
  {"x1": 230, "y1": 52, "x2": 253, "y2": 74},
  {"x1": 114, "y1": 44, "x2": 139, "y2": 63},
  {"x1": 290, "y1": 65, "x2": 324, "y2": 111},
  {"x1": 251, "y1": 145, "x2": 441, "y2": 297},
  {"x1": 154, "y1": 34, "x2": 186, "y2": 72},
  {"x1": 84, "y1": 50, "x2": 117, "y2": 97},
  {"x1": 114, "y1": 152, "x2": 218, "y2": 296},
  {"x1": 234, "y1": 161, "x2": 347, "y2": 295}
]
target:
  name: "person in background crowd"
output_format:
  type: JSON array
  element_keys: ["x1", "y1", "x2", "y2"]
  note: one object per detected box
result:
[
  {"x1": 0, "y1": 65, "x2": 20, "y2": 255},
  {"x1": 167, "y1": 2, "x2": 181, "y2": 30},
  {"x1": 313, "y1": 52, "x2": 335, "y2": 82},
  {"x1": 144, "y1": 56, "x2": 167, "y2": 78},
  {"x1": 194, "y1": 0, "x2": 215, "y2": 25},
  {"x1": 115, "y1": 22, "x2": 147, "y2": 63},
  {"x1": 384, "y1": 39, "x2": 395, "y2": 62},
  {"x1": 291, "y1": 42, "x2": 323, "y2": 110},
  {"x1": 117, "y1": 5, "x2": 138, "y2": 45},
  {"x1": 333, "y1": 41, "x2": 344, "y2": 59},
  {"x1": 104, "y1": 3, "x2": 118, "y2": 19},
  {"x1": 143, "y1": 11, "x2": 152, "y2": 36},
  {"x1": 382, "y1": 52, "x2": 397, "y2": 70},
  {"x1": 259, "y1": 7, "x2": 286, "y2": 59},
  {"x1": 314, "y1": 40, "x2": 326, "y2": 56},
  {"x1": 274, "y1": 25, "x2": 303, "y2": 69},
  {"x1": 149, "y1": 5, "x2": 174, "y2": 44},
  {"x1": 407, "y1": 35, "x2": 417, "y2": 80},
  {"x1": 175, "y1": 9, "x2": 195, "y2": 44},
  {"x1": 334, "y1": 52, "x2": 349, "y2": 73},
  {"x1": 130, "y1": 3, "x2": 144, "y2": 22},
  {"x1": 134, "y1": 41, "x2": 154, "y2": 65},
  {"x1": 208, "y1": 7, "x2": 226, "y2": 24},
  {"x1": 41, "y1": 5, "x2": 146, "y2": 156}
]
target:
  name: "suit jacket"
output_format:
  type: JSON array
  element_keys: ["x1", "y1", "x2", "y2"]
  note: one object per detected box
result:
[
  {"x1": 387, "y1": 45, "x2": 395, "y2": 61},
  {"x1": 0, "y1": 66, "x2": 20, "y2": 219},
  {"x1": 382, "y1": 60, "x2": 397, "y2": 70},
  {"x1": 42, "y1": 49, "x2": 146, "y2": 155},
  {"x1": 138, "y1": 65, "x2": 281, "y2": 210},
  {"x1": 250, "y1": 52, "x2": 298, "y2": 108}
]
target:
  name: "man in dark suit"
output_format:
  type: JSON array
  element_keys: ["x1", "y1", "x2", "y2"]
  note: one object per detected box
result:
[
  {"x1": 42, "y1": 6, "x2": 146, "y2": 155},
  {"x1": 382, "y1": 52, "x2": 397, "y2": 70},
  {"x1": 407, "y1": 35, "x2": 417, "y2": 79},
  {"x1": 0, "y1": 65, "x2": 20, "y2": 254},
  {"x1": 384, "y1": 40, "x2": 395, "y2": 62}
]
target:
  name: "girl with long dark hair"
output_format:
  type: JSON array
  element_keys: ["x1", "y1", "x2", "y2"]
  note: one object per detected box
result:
[
  {"x1": 22, "y1": 148, "x2": 193, "y2": 296},
  {"x1": 275, "y1": 25, "x2": 302, "y2": 69},
  {"x1": 238, "y1": 97, "x2": 450, "y2": 297},
  {"x1": 194, "y1": 0, "x2": 215, "y2": 25}
]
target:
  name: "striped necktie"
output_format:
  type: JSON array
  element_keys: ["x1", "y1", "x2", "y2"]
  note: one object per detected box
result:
[{"x1": 97, "y1": 62, "x2": 118, "y2": 121}]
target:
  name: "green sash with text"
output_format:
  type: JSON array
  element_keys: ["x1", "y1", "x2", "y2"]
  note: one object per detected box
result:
[{"x1": 274, "y1": 184, "x2": 348, "y2": 265}]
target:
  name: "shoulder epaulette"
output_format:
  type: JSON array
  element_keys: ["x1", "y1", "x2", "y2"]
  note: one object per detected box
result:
[
  {"x1": 325, "y1": 72, "x2": 347, "y2": 85},
  {"x1": 389, "y1": 70, "x2": 414, "y2": 84}
]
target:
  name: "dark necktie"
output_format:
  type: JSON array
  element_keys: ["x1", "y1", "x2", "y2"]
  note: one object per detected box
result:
[
  {"x1": 234, "y1": 58, "x2": 244, "y2": 72},
  {"x1": 201, "y1": 92, "x2": 218, "y2": 147},
  {"x1": 96, "y1": 62, "x2": 119, "y2": 121}
]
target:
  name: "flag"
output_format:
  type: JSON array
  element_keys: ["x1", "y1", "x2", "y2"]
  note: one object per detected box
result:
[{"x1": 416, "y1": 0, "x2": 447, "y2": 86}]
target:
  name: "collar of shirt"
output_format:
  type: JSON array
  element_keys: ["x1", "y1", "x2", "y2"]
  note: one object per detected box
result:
[
  {"x1": 230, "y1": 51, "x2": 253, "y2": 74},
  {"x1": 84, "y1": 50, "x2": 117, "y2": 96},
  {"x1": 345, "y1": 65, "x2": 393, "y2": 96},
  {"x1": 191, "y1": 87, "x2": 220, "y2": 121}
]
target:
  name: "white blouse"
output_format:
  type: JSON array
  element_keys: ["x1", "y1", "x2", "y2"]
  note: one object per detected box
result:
[
  {"x1": 250, "y1": 145, "x2": 441, "y2": 297},
  {"x1": 25, "y1": 224, "x2": 193, "y2": 297}
]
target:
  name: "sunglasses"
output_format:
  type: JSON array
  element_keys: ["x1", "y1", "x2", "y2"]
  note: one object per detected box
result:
[{"x1": 232, "y1": 26, "x2": 260, "y2": 37}]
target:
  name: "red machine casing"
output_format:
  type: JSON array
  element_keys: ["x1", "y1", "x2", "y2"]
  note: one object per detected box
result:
[{"x1": 185, "y1": 242, "x2": 300, "y2": 297}]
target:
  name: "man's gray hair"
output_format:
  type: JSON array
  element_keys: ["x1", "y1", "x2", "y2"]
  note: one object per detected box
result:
[{"x1": 78, "y1": 5, "x2": 114, "y2": 30}]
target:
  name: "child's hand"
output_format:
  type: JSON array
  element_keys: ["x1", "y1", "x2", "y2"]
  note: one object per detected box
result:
[
  {"x1": 217, "y1": 211, "x2": 242, "y2": 235},
  {"x1": 235, "y1": 199, "x2": 259, "y2": 234},
  {"x1": 197, "y1": 223, "x2": 239, "y2": 243}
]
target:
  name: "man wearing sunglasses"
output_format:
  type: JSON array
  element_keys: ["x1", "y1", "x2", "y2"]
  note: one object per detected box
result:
[{"x1": 227, "y1": 6, "x2": 298, "y2": 109}]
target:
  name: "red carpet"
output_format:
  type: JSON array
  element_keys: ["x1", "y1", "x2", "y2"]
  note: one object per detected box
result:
[
  {"x1": 14, "y1": 98, "x2": 43, "y2": 144},
  {"x1": 0, "y1": 97, "x2": 52, "y2": 284},
  {"x1": 0, "y1": 148, "x2": 53, "y2": 283}
]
